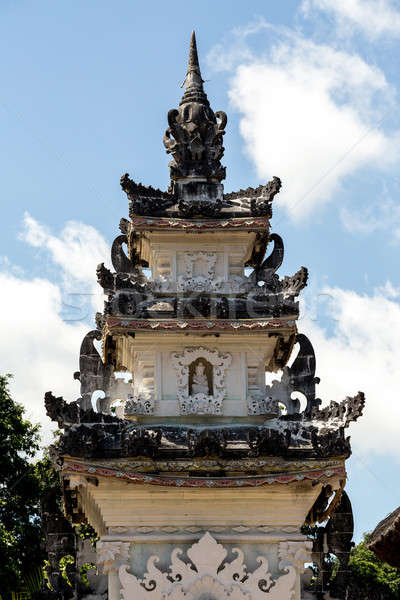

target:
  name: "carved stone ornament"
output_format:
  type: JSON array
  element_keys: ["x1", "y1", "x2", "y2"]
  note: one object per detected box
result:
[
  {"x1": 96, "y1": 540, "x2": 131, "y2": 574},
  {"x1": 248, "y1": 395, "x2": 279, "y2": 416},
  {"x1": 279, "y1": 540, "x2": 313, "y2": 572},
  {"x1": 177, "y1": 251, "x2": 222, "y2": 292},
  {"x1": 171, "y1": 347, "x2": 232, "y2": 415},
  {"x1": 119, "y1": 532, "x2": 298, "y2": 600},
  {"x1": 125, "y1": 393, "x2": 155, "y2": 415},
  {"x1": 163, "y1": 32, "x2": 227, "y2": 184}
]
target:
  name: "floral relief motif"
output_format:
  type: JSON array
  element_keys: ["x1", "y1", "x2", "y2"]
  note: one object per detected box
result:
[
  {"x1": 171, "y1": 347, "x2": 232, "y2": 415},
  {"x1": 119, "y1": 532, "x2": 297, "y2": 600}
]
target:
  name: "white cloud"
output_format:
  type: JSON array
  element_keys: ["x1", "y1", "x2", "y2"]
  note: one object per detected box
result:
[
  {"x1": 302, "y1": 0, "x2": 400, "y2": 39},
  {"x1": 0, "y1": 217, "x2": 110, "y2": 446},
  {"x1": 300, "y1": 283, "x2": 400, "y2": 458},
  {"x1": 20, "y1": 212, "x2": 110, "y2": 312},
  {"x1": 212, "y1": 24, "x2": 398, "y2": 219},
  {"x1": 0, "y1": 272, "x2": 86, "y2": 446}
]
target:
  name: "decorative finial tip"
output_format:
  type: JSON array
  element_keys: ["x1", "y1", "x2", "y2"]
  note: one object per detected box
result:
[{"x1": 188, "y1": 30, "x2": 200, "y2": 71}]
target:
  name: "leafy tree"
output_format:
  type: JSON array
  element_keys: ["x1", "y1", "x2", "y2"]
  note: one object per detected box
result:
[
  {"x1": 0, "y1": 374, "x2": 57, "y2": 599},
  {"x1": 349, "y1": 535, "x2": 400, "y2": 598}
]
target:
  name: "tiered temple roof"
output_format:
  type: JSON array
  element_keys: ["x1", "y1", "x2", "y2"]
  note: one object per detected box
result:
[{"x1": 44, "y1": 31, "x2": 364, "y2": 600}]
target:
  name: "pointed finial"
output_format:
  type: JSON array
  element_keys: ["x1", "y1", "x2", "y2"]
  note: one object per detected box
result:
[
  {"x1": 188, "y1": 30, "x2": 201, "y2": 76},
  {"x1": 180, "y1": 30, "x2": 209, "y2": 106}
]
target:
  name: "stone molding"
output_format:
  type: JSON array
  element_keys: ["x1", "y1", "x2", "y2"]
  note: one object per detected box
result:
[
  {"x1": 63, "y1": 460, "x2": 346, "y2": 488},
  {"x1": 119, "y1": 532, "x2": 297, "y2": 599},
  {"x1": 171, "y1": 347, "x2": 232, "y2": 415}
]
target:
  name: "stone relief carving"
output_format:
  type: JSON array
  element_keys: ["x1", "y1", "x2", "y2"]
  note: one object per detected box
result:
[
  {"x1": 177, "y1": 251, "x2": 222, "y2": 292},
  {"x1": 279, "y1": 540, "x2": 313, "y2": 572},
  {"x1": 248, "y1": 395, "x2": 279, "y2": 416},
  {"x1": 171, "y1": 347, "x2": 232, "y2": 415},
  {"x1": 96, "y1": 540, "x2": 131, "y2": 574},
  {"x1": 119, "y1": 532, "x2": 298, "y2": 600},
  {"x1": 125, "y1": 393, "x2": 155, "y2": 415}
]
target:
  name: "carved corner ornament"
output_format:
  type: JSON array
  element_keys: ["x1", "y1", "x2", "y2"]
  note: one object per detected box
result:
[
  {"x1": 171, "y1": 347, "x2": 232, "y2": 415},
  {"x1": 279, "y1": 540, "x2": 313, "y2": 573},
  {"x1": 96, "y1": 540, "x2": 131, "y2": 574},
  {"x1": 119, "y1": 532, "x2": 298, "y2": 599}
]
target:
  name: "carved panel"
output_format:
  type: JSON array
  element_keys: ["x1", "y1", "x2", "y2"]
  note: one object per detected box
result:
[
  {"x1": 125, "y1": 351, "x2": 155, "y2": 415},
  {"x1": 171, "y1": 347, "x2": 232, "y2": 415},
  {"x1": 119, "y1": 532, "x2": 298, "y2": 600},
  {"x1": 177, "y1": 251, "x2": 221, "y2": 292}
]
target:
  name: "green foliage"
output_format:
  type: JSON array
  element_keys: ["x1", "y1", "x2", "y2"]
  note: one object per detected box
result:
[
  {"x1": 0, "y1": 374, "x2": 56, "y2": 600},
  {"x1": 349, "y1": 536, "x2": 400, "y2": 597},
  {"x1": 76, "y1": 522, "x2": 99, "y2": 547},
  {"x1": 59, "y1": 554, "x2": 75, "y2": 587},
  {"x1": 79, "y1": 562, "x2": 97, "y2": 587}
]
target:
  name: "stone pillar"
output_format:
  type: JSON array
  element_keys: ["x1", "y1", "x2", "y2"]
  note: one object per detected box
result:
[{"x1": 96, "y1": 540, "x2": 131, "y2": 600}]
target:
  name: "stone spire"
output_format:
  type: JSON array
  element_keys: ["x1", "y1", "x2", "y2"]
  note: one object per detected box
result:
[
  {"x1": 163, "y1": 31, "x2": 227, "y2": 190},
  {"x1": 180, "y1": 31, "x2": 209, "y2": 107}
]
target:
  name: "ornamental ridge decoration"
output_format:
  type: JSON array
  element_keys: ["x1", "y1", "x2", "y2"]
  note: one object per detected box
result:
[
  {"x1": 119, "y1": 532, "x2": 299, "y2": 600},
  {"x1": 171, "y1": 347, "x2": 232, "y2": 415}
]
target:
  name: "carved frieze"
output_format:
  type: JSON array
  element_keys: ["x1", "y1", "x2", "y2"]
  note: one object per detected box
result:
[
  {"x1": 171, "y1": 347, "x2": 232, "y2": 415},
  {"x1": 119, "y1": 532, "x2": 298, "y2": 600}
]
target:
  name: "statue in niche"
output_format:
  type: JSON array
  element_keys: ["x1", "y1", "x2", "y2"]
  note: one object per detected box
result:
[{"x1": 189, "y1": 358, "x2": 213, "y2": 396}]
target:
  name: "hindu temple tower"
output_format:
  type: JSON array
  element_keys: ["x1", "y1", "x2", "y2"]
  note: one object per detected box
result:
[{"x1": 45, "y1": 32, "x2": 364, "y2": 600}]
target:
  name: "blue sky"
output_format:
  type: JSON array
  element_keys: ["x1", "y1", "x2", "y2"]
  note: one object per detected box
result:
[{"x1": 1, "y1": 0, "x2": 400, "y2": 542}]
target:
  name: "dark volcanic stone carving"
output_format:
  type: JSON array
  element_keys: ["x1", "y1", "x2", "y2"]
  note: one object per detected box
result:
[
  {"x1": 247, "y1": 428, "x2": 291, "y2": 457},
  {"x1": 54, "y1": 415, "x2": 357, "y2": 460},
  {"x1": 111, "y1": 234, "x2": 137, "y2": 274},
  {"x1": 224, "y1": 176, "x2": 282, "y2": 217},
  {"x1": 290, "y1": 333, "x2": 321, "y2": 415},
  {"x1": 310, "y1": 491, "x2": 354, "y2": 599},
  {"x1": 45, "y1": 391, "x2": 79, "y2": 428},
  {"x1": 251, "y1": 233, "x2": 284, "y2": 284},
  {"x1": 281, "y1": 266, "x2": 308, "y2": 298},
  {"x1": 73, "y1": 329, "x2": 112, "y2": 411},
  {"x1": 96, "y1": 262, "x2": 114, "y2": 292},
  {"x1": 187, "y1": 428, "x2": 227, "y2": 457},
  {"x1": 121, "y1": 173, "x2": 176, "y2": 216},
  {"x1": 163, "y1": 32, "x2": 227, "y2": 184},
  {"x1": 311, "y1": 428, "x2": 351, "y2": 459},
  {"x1": 124, "y1": 428, "x2": 162, "y2": 458},
  {"x1": 311, "y1": 392, "x2": 365, "y2": 428}
]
